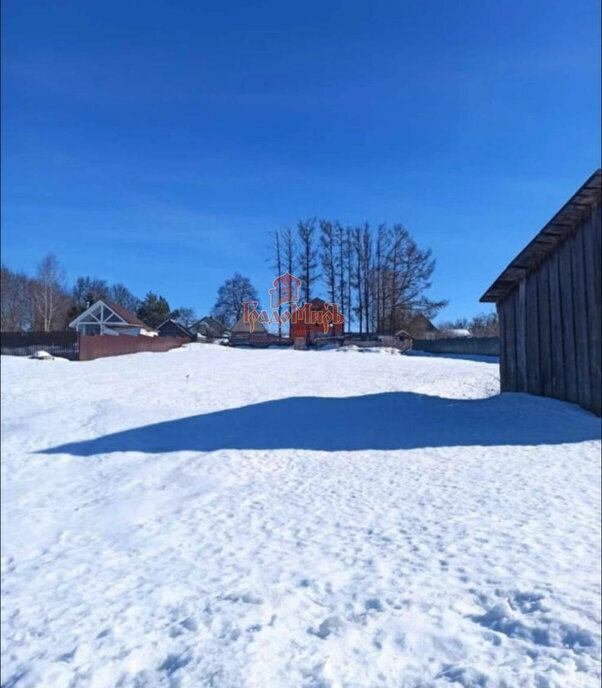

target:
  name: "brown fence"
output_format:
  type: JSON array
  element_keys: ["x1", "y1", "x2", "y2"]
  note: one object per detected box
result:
[{"x1": 79, "y1": 335, "x2": 188, "y2": 361}]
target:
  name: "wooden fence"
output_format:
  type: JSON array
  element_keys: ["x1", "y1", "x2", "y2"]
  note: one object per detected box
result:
[
  {"x1": 412, "y1": 336, "x2": 500, "y2": 357},
  {"x1": 79, "y1": 335, "x2": 188, "y2": 361},
  {"x1": 1, "y1": 331, "x2": 188, "y2": 361}
]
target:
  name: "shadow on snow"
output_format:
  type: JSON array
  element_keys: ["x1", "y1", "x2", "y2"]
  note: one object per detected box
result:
[
  {"x1": 405, "y1": 351, "x2": 500, "y2": 364},
  {"x1": 42, "y1": 392, "x2": 600, "y2": 456}
]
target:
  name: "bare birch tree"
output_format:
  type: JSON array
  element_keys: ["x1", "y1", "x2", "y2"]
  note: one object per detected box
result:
[{"x1": 33, "y1": 254, "x2": 69, "y2": 331}]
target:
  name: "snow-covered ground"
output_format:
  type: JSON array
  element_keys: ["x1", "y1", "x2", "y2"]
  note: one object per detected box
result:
[{"x1": 1, "y1": 345, "x2": 600, "y2": 688}]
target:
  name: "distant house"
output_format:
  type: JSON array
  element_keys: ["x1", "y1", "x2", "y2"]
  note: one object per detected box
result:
[
  {"x1": 406, "y1": 314, "x2": 439, "y2": 340},
  {"x1": 229, "y1": 316, "x2": 269, "y2": 346},
  {"x1": 193, "y1": 316, "x2": 229, "y2": 340},
  {"x1": 156, "y1": 318, "x2": 193, "y2": 339},
  {"x1": 481, "y1": 169, "x2": 601, "y2": 415},
  {"x1": 69, "y1": 299, "x2": 157, "y2": 337},
  {"x1": 290, "y1": 298, "x2": 344, "y2": 344}
]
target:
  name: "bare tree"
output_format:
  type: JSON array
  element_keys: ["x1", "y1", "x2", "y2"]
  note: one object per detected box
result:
[
  {"x1": 297, "y1": 219, "x2": 319, "y2": 302},
  {"x1": 373, "y1": 224, "x2": 390, "y2": 333},
  {"x1": 382, "y1": 225, "x2": 447, "y2": 333},
  {"x1": 440, "y1": 313, "x2": 498, "y2": 336},
  {"x1": 334, "y1": 222, "x2": 346, "y2": 327},
  {"x1": 212, "y1": 273, "x2": 259, "y2": 327},
  {"x1": 270, "y1": 219, "x2": 446, "y2": 336},
  {"x1": 319, "y1": 220, "x2": 336, "y2": 304},
  {"x1": 32, "y1": 254, "x2": 69, "y2": 331},
  {"x1": 1, "y1": 265, "x2": 34, "y2": 331},
  {"x1": 344, "y1": 227, "x2": 353, "y2": 332},
  {"x1": 175, "y1": 307, "x2": 197, "y2": 328},
  {"x1": 269, "y1": 230, "x2": 284, "y2": 338},
  {"x1": 108, "y1": 283, "x2": 139, "y2": 312},
  {"x1": 471, "y1": 312, "x2": 498, "y2": 336},
  {"x1": 361, "y1": 225, "x2": 372, "y2": 333},
  {"x1": 351, "y1": 227, "x2": 364, "y2": 333},
  {"x1": 283, "y1": 227, "x2": 295, "y2": 279},
  {"x1": 71, "y1": 276, "x2": 109, "y2": 317}
]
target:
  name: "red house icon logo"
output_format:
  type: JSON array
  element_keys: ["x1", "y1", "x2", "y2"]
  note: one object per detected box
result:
[{"x1": 269, "y1": 272, "x2": 302, "y2": 309}]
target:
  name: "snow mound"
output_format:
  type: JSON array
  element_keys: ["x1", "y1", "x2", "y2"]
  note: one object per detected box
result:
[
  {"x1": 30, "y1": 350, "x2": 54, "y2": 360},
  {"x1": 337, "y1": 345, "x2": 401, "y2": 355}
]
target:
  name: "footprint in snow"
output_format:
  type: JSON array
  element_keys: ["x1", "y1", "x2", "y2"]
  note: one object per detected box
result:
[{"x1": 310, "y1": 615, "x2": 345, "y2": 639}]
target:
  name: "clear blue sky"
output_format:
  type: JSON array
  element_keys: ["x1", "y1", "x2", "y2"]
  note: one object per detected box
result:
[{"x1": 2, "y1": 0, "x2": 600, "y2": 322}]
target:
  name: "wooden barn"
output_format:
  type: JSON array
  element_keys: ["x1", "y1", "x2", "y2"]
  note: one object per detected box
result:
[
  {"x1": 290, "y1": 298, "x2": 344, "y2": 344},
  {"x1": 480, "y1": 169, "x2": 601, "y2": 415},
  {"x1": 229, "y1": 315, "x2": 269, "y2": 346}
]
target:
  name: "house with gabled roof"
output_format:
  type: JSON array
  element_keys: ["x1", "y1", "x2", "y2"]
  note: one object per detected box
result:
[
  {"x1": 406, "y1": 314, "x2": 439, "y2": 340},
  {"x1": 69, "y1": 299, "x2": 157, "y2": 337},
  {"x1": 229, "y1": 315, "x2": 270, "y2": 346},
  {"x1": 193, "y1": 316, "x2": 229, "y2": 340},
  {"x1": 156, "y1": 318, "x2": 193, "y2": 340}
]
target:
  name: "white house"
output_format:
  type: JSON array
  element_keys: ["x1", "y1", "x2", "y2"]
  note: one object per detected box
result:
[{"x1": 69, "y1": 299, "x2": 157, "y2": 337}]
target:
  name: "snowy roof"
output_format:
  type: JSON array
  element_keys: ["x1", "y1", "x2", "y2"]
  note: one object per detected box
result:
[
  {"x1": 442, "y1": 328, "x2": 472, "y2": 338},
  {"x1": 194, "y1": 316, "x2": 229, "y2": 337}
]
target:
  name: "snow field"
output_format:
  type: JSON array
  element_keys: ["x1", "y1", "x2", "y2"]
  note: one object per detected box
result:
[{"x1": 1, "y1": 346, "x2": 600, "y2": 687}]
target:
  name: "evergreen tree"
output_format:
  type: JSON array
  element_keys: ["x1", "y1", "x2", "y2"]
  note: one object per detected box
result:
[{"x1": 136, "y1": 292, "x2": 171, "y2": 328}]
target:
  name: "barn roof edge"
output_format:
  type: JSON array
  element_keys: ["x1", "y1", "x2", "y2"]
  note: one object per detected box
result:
[{"x1": 480, "y1": 169, "x2": 602, "y2": 303}]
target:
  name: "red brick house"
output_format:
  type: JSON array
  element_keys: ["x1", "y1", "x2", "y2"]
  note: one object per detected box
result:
[{"x1": 290, "y1": 298, "x2": 344, "y2": 343}]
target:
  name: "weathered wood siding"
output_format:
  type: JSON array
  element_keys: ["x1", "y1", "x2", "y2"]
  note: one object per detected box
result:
[{"x1": 498, "y1": 200, "x2": 601, "y2": 415}]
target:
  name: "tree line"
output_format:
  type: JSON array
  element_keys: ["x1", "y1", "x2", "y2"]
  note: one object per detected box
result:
[
  {"x1": 212, "y1": 220, "x2": 496, "y2": 335},
  {"x1": 1, "y1": 254, "x2": 196, "y2": 332},
  {"x1": 3, "y1": 233, "x2": 497, "y2": 337},
  {"x1": 438, "y1": 313, "x2": 499, "y2": 337},
  {"x1": 267, "y1": 220, "x2": 447, "y2": 335}
]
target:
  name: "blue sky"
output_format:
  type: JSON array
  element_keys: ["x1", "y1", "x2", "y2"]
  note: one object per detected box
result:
[{"x1": 2, "y1": 0, "x2": 600, "y2": 322}]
